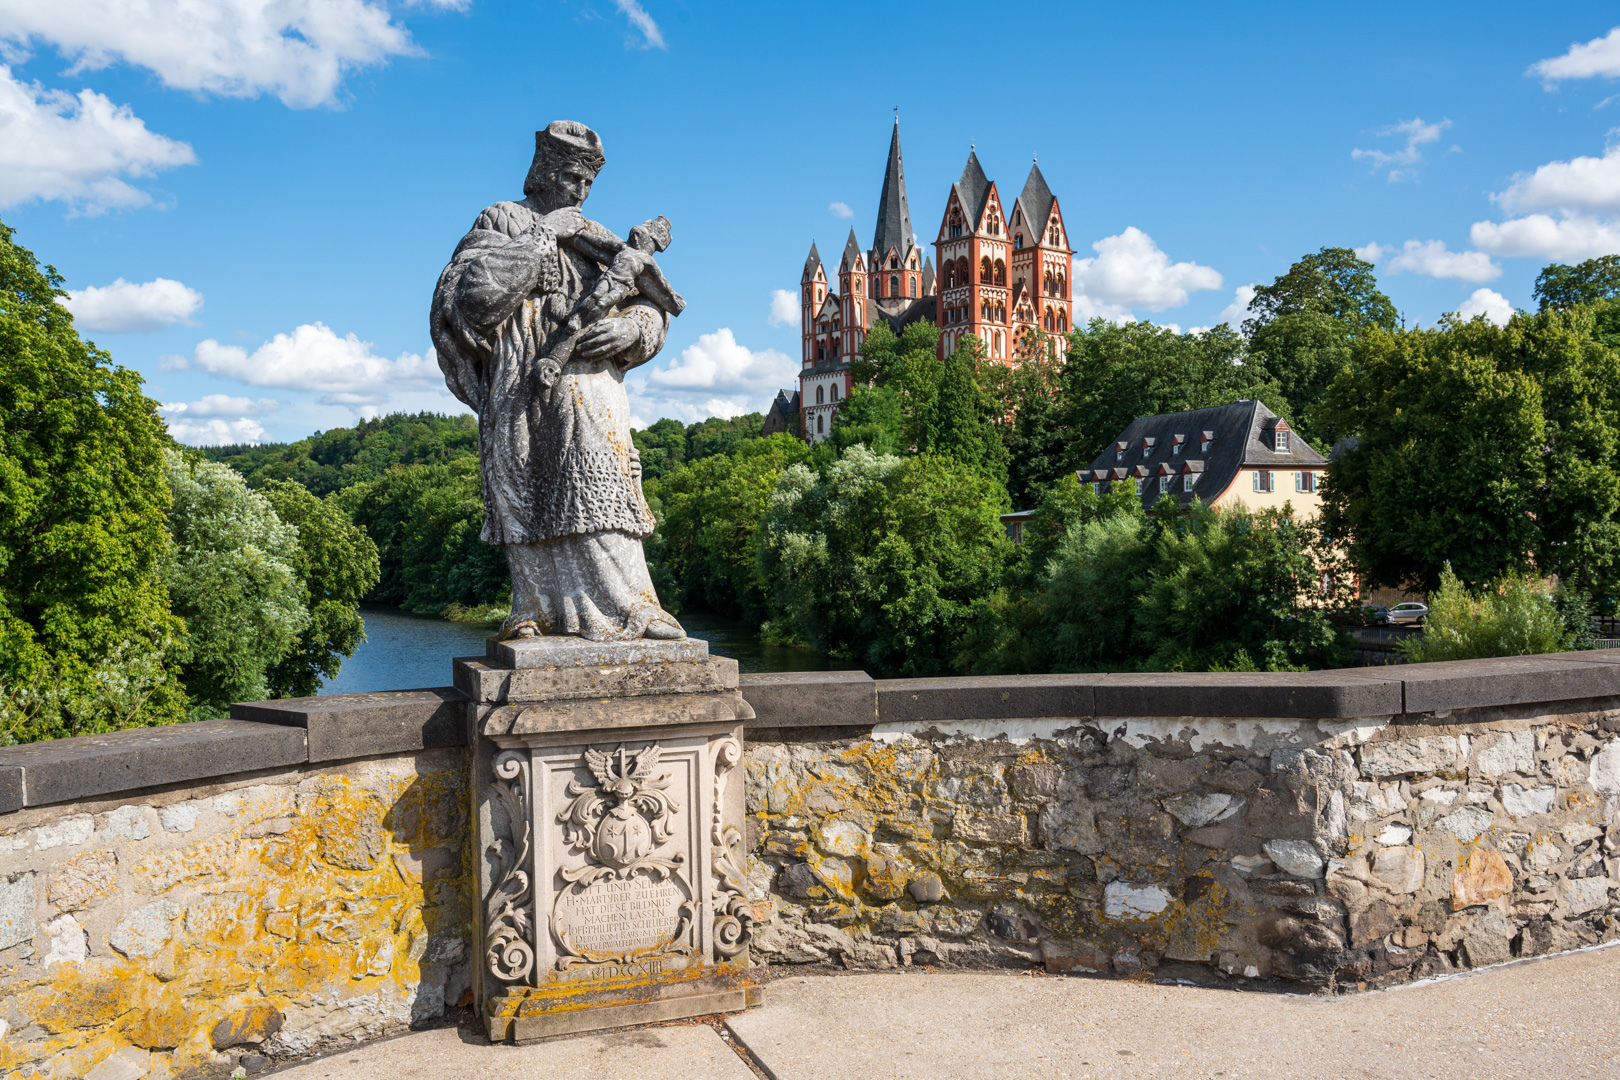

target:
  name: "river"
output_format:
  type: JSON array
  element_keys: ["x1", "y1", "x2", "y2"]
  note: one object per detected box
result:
[{"x1": 319, "y1": 605, "x2": 838, "y2": 695}]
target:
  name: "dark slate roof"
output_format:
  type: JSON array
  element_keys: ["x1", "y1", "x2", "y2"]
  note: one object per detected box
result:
[
  {"x1": 1015, "y1": 160, "x2": 1056, "y2": 237},
  {"x1": 840, "y1": 229, "x2": 863, "y2": 272},
  {"x1": 872, "y1": 119, "x2": 914, "y2": 264},
  {"x1": 953, "y1": 150, "x2": 992, "y2": 230},
  {"x1": 1080, "y1": 400, "x2": 1327, "y2": 511},
  {"x1": 883, "y1": 294, "x2": 938, "y2": 334},
  {"x1": 921, "y1": 257, "x2": 935, "y2": 294},
  {"x1": 803, "y1": 242, "x2": 823, "y2": 280}
]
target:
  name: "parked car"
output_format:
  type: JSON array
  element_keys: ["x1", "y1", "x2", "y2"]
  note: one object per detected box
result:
[
  {"x1": 1384, "y1": 602, "x2": 1428, "y2": 626},
  {"x1": 1330, "y1": 604, "x2": 1389, "y2": 627}
]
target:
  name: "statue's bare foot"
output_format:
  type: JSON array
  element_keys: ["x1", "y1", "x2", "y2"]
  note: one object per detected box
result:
[
  {"x1": 644, "y1": 619, "x2": 683, "y2": 640},
  {"x1": 498, "y1": 612, "x2": 544, "y2": 641}
]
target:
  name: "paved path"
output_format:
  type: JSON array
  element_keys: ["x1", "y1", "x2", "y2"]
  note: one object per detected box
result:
[{"x1": 272, "y1": 945, "x2": 1620, "y2": 1080}]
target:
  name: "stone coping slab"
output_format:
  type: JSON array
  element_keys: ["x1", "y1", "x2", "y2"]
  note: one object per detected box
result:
[
  {"x1": 480, "y1": 689, "x2": 753, "y2": 736},
  {"x1": 454, "y1": 656, "x2": 737, "y2": 703},
  {"x1": 1365, "y1": 654, "x2": 1620, "y2": 714},
  {"x1": 875, "y1": 673, "x2": 1097, "y2": 722},
  {"x1": 490, "y1": 635, "x2": 709, "y2": 669},
  {"x1": 231, "y1": 687, "x2": 467, "y2": 761},
  {"x1": 1093, "y1": 670, "x2": 1403, "y2": 719},
  {"x1": 740, "y1": 670, "x2": 877, "y2": 727}
]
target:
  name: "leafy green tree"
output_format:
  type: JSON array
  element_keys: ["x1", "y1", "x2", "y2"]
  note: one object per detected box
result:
[
  {"x1": 163, "y1": 452, "x2": 308, "y2": 720},
  {"x1": 632, "y1": 417, "x2": 690, "y2": 480},
  {"x1": 260, "y1": 482, "x2": 381, "y2": 697},
  {"x1": 914, "y1": 336, "x2": 1008, "y2": 485},
  {"x1": 829, "y1": 382, "x2": 904, "y2": 455},
  {"x1": 645, "y1": 433, "x2": 810, "y2": 624},
  {"x1": 1001, "y1": 353, "x2": 1069, "y2": 508},
  {"x1": 1535, "y1": 256, "x2": 1620, "y2": 312},
  {"x1": 758, "y1": 447, "x2": 1010, "y2": 674},
  {"x1": 1244, "y1": 247, "x2": 1397, "y2": 444},
  {"x1": 208, "y1": 412, "x2": 481, "y2": 496},
  {"x1": 1401, "y1": 566, "x2": 1573, "y2": 662},
  {"x1": 1036, "y1": 510, "x2": 1157, "y2": 672},
  {"x1": 0, "y1": 218, "x2": 186, "y2": 741},
  {"x1": 1056, "y1": 320, "x2": 1279, "y2": 470}
]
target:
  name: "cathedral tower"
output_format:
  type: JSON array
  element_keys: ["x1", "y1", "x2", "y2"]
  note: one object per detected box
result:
[{"x1": 1007, "y1": 159, "x2": 1074, "y2": 358}]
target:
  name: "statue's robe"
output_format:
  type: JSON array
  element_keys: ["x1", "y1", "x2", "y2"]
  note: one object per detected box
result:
[{"x1": 431, "y1": 198, "x2": 680, "y2": 641}]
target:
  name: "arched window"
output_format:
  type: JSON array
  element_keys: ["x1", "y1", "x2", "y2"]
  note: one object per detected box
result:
[
  {"x1": 1015, "y1": 235, "x2": 1023, "y2": 250},
  {"x1": 995, "y1": 330, "x2": 1003, "y2": 356},
  {"x1": 1044, "y1": 307, "x2": 1055, "y2": 331},
  {"x1": 831, "y1": 383, "x2": 840, "y2": 401},
  {"x1": 818, "y1": 414, "x2": 825, "y2": 434},
  {"x1": 910, "y1": 277, "x2": 917, "y2": 298},
  {"x1": 1057, "y1": 313, "x2": 1067, "y2": 333},
  {"x1": 980, "y1": 257, "x2": 992, "y2": 284},
  {"x1": 943, "y1": 265, "x2": 953, "y2": 289},
  {"x1": 981, "y1": 301, "x2": 990, "y2": 321},
  {"x1": 1056, "y1": 272, "x2": 1067, "y2": 298},
  {"x1": 890, "y1": 274, "x2": 899, "y2": 296},
  {"x1": 1043, "y1": 270, "x2": 1053, "y2": 296},
  {"x1": 993, "y1": 260, "x2": 1006, "y2": 286},
  {"x1": 816, "y1": 386, "x2": 824, "y2": 404}
]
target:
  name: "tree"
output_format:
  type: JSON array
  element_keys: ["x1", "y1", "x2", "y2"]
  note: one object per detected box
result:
[
  {"x1": 0, "y1": 217, "x2": 186, "y2": 741},
  {"x1": 1001, "y1": 352, "x2": 1069, "y2": 508},
  {"x1": 207, "y1": 412, "x2": 480, "y2": 496},
  {"x1": 914, "y1": 336, "x2": 1009, "y2": 486},
  {"x1": 758, "y1": 447, "x2": 1010, "y2": 674},
  {"x1": 645, "y1": 433, "x2": 810, "y2": 624},
  {"x1": 163, "y1": 452, "x2": 308, "y2": 720},
  {"x1": 260, "y1": 482, "x2": 381, "y2": 697},
  {"x1": 1245, "y1": 247, "x2": 1397, "y2": 444},
  {"x1": 1535, "y1": 255, "x2": 1620, "y2": 312},
  {"x1": 1401, "y1": 566, "x2": 1573, "y2": 662},
  {"x1": 829, "y1": 382, "x2": 904, "y2": 456}
]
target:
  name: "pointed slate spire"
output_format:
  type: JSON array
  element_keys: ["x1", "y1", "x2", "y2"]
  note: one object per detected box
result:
[
  {"x1": 802, "y1": 241, "x2": 823, "y2": 281},
  {"x1": 954, "y1": 149, "x2": 991, "y2": 226},
  {"x1": 841, "y1": 228, "x2": 863, "y2": 272},
  {"x1": 1017, "y1": 160, "x2": 1056, "y2": 238},
  {"x1": 871, "y1": 118, "x2": 914, "y2": 260}
]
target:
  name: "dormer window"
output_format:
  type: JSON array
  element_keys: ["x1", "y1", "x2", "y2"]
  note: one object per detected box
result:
[
  {"x1": 1134, "y1": 477, "x2": 1145, "y2": 494},
  {"x1": 1200, "y1": 430, "x2": 1214, "y2": 453},
  {"x1": 1275, "y1": 430, "x2": 1289, "y2": 451},
  {"x1": 1115, "y1": 441, "x2": 1127, "y2": 462},
  {"x1": 1140, "y1": 437, "x2": 1156, "y2": 458},
  {"x1": 1158, "y1": 476, "x2": 1170, "y2": 493},
  {"x1": 1184, "y1": 474, "x2": 1199, "y2": 492}
]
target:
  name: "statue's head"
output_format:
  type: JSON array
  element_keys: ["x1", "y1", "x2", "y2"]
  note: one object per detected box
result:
[{"x1": 523, "y1": 120, "x2": 605, "y2": 211}]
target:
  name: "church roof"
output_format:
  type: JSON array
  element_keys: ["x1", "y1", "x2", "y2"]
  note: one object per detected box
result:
[
  {"x1": 953, "y1": 150, "x2": 993, "y2": 228},
  {"x1": 840, "y1": 228, "x2": 863, "y2": 272},
  {"x1": 872, "y1": 119, "x2": 914, "y2": 265},
  {"x1": 803, "y1": 242, "x2": 823, "y2": 280},
  {"x1": 1016, "y1": 160, "x2": 1056, "y2": 238},
  {"x1": 921, "y1": 256, "x2": 935, "y2": 294}
]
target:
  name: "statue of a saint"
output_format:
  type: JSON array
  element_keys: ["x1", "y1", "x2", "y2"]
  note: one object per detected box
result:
[{"x1": 431, "y1": 121, "x2": 685, "y2": 642}]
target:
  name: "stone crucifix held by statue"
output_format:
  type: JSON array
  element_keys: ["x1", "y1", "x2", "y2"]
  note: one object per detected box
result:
[{"x1": 431, "y1": 120, "x2": 686, "y2": 643}]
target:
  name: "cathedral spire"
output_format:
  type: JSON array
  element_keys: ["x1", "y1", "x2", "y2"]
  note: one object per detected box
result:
[{"x1": 871, "y1": 117, "x2": 913, "y2": 259}]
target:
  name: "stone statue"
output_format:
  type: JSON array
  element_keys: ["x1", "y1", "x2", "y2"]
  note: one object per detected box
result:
[{"x1": 431, "y1": 121, "x2": 685, "y2": 642}]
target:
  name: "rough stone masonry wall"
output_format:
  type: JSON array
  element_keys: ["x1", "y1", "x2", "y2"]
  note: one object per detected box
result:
[
  {"x1": 0, "y1": 749, "x2": 473, "y2": 1080},
  {"x1": 740, "y1": 711, "x2": 1620, "y2": 990}
]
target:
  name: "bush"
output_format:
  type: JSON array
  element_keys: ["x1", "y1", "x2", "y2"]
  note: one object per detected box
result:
[{"x1": 1401, "y1": 566, "x2": 1577, "y2": 662}]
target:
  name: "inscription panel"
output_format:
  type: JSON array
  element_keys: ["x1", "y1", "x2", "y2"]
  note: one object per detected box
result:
[{"x1": 555, "y1": 875, "x2": 687, "y2": 961}]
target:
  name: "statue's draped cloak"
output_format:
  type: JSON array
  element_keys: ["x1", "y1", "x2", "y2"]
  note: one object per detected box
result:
[{"x1": 431, "y1": 199, "x2": 675, "y2": 640}]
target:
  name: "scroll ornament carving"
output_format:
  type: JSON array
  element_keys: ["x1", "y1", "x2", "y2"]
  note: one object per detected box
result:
[
  {"x1": 711, "y1": 736, "x2": 755, "y2": 959},
  {"x1": 484, "y1": 750, "x2": 536, "y2": 984},
  {"x1": 552, "y1": 744, "x2": 694, "y2": 968}
]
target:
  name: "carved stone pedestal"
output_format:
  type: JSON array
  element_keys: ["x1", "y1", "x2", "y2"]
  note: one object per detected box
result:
[{"x1": 457, "y1": 636, "x2": 762, "y2": 1043}]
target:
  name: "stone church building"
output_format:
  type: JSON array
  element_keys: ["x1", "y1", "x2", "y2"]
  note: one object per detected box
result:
[{"x1": 788, "y1": 120, "x2": 1075, "y2": 442}]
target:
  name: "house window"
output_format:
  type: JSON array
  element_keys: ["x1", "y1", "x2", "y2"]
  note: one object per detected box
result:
[
  {"x1": 1297, "y1": 471, "x2": 1316, "y2": 493},
  {"x1": 910, "y1": 277, "x2": 918, "y2": 298},
  {"x1": 1275, "y1": 430, "x2": 1290, "y2": 451},
  {"x1": 890, "y1": 274, "x2": 899, "y2": 296},
  {"x1": 1116, "y1": 449, "x2": 1124, "y2": 462},
  {"x1": 1253, "y1": 470, "x2": 1274, "y2": 493},
  {"x1": 1159, "y1": 476, "x2": 1170, "y2": 493},
  {"x1": 816, "y1": 386, "x2": 824, "y2": 404},
  {"x1": 817, "y1": 414, "x2": 825, "y2": 434},
  {"x1": 1134, "y1": 478, "x2": 1145, "y2": 494},
  {"x1": 831, "y1": 383, "x2": 840, "y2": 401},
  {"x1": 1184, "y1": 474, "x2": 1198, "y2": 492},
  {"x1": 1200, "y1": 437, "x2": 1212, "y2": 452},
  {"x1": 1172, "y1": 443, "x2": 1182, "y2": 456},
  {"x1": 1094, "y1": 482, "x2": 1104, "y2": 494}
]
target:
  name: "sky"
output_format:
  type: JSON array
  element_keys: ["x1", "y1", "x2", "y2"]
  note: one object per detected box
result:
[{"x1": 7, "y1": 2, "x2": 1620, "y2": 445}]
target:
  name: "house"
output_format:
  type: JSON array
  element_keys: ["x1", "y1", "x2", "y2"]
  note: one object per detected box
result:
[
  {"x1": 762, "y1": 389, "x2": 800, "y2": 437},
  {"x1": 1000, "y1": 509, "x2": 1035, "y2": 545},
  {"x1": 1080, "y1": 400, "x2": 1328, "y2": 515}
]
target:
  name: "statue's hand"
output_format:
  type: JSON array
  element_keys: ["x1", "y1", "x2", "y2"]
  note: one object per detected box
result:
[
  {"x1": 540, "y1": 206, "x2": 587, "y2": 240},
  {"x1": 575, "y1": 317, "x2": 640, "y2": 361}
]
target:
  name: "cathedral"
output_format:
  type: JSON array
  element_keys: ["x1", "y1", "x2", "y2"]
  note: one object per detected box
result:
[{"x1": 779, "y1": 119, "x2": 1075, "y2": 443}]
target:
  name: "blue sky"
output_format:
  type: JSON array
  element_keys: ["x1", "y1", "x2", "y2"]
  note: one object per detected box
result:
[{"x1": 6, "y1": 2, "x2": 1620, "y2": 444}]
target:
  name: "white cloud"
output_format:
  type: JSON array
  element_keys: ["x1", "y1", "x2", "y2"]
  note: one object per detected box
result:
[
  {"x1": 1352, "y1": 117, "x2": 1450, "y2": 181},
  {"x1": 1380, "y1": 239, "x2": 1501, "y2": 282},
  {"x1": 63, "y1": 276, "x2": 202, "y2": 331},
  {"x1": 1470, "y1": 213, "x2": 1620, "y2": 261},
  {"x1": 1529, "y1": 27, "x2": 1620, "y2": 83},
  {"x1": 1355, "y1": 242, "x2": 1388, "y2": 262},
  {"x1": 0, "y1": 65, "x2": 194, "y2": 211},
  {"x1": 829, "y1": 201, "x2": 854, "y2": 219},
  {"x1": 159, "y1": 394, "x2": 279, "y2": 418},
  {"x1": 1496, "y1": 142, "x2": 1620, "y2": 213},
  {"x1": 612, "y1": 0, "x2": 665, "y2": 50},
  {"x1": 768, "y1": 288, "x2": 799, "y2": 327},
  {"x1": 1070, "y1": 227, "x2": 1222, "y2": 321},
  {"x1": 0, "y1": 0, "x2": 416, "y2": 109},
  {"x1": 1455, "y1": 288, "x2": 1514, "y2": 327},
  {"x1": 646, "y1": 328, "x2": 795, "y2": 393},
  {"x1": 165, "y1": 416, "x2": 268, "y2": 446},
  {"x1": 169, "y1": 322, "x2": 441, "y2": 402},
  {"x1": 1215, "y1": 284, "x2": 1257, "y2": 329}
]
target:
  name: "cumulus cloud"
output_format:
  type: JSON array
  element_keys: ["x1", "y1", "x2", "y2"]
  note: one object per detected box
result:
[
  {"x1": 1529, "y1": 27, "x2": 1620, "y2": 83},
  {"x1": 613, "y1": 0, "x2": 665, "y2": 50},
  {"x1": 1215, "y1": 284, "x2": 1257, "y2": 330},
  {"x1": 1352, "y1": 117, "x2": 1450, "y2": 182},
  {"x1": 768, "y1": 288, "x2": 799, "y2": 327},
  {"x1": 159, "y1": 394, "x2": 279, "y2": 418},
  {"x1": 1377, "y1": 239, "x2": 1501, "y2": 282},
  {"x1": 646, "y1": 328, "x2": 795, "y2": 393},
  {"x1": 168, "y1": 322, "x2": 442, "y2": 403},
  {"x1": 1070, "y1": 227, "x2": 1222, "y2": 322},
  {"x1": 1455, "y1": 288, "x2": 1515, "y2": 327},
  {"x1": 0, "y1": 0, "x2": 417, "y2": 108},
  {"x1": 165, "y1": 416, "x2": 268, "y2": 446},
  {"x1": 0, "y1": 65, "x2": 194, "y2": 211},
  {"x1": 63, "y1": 276, "x2": 202, "y2": 331},
  {"x1": 1470, "y1": 212, "x2": 1620, "y2": 261},
  {"x1": 1496, "y1": 142, "x2": 1620, "y2": 214},
  {"x1": 829, "y1": 201, "x2": 854, "y2": 219}
]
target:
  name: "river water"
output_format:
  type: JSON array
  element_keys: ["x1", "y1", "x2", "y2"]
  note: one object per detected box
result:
[{"x1": 319, "y1": 605, "x2": 836, "y2": 695}]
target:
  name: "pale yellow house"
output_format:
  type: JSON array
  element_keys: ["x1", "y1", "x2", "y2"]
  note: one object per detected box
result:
[{"x1": 1080, "y1": 400, "x2": 1327, "y2": 517}]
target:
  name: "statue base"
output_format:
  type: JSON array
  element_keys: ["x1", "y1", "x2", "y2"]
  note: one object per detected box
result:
[{"x1": 458, "y1": 635, "x2": 763, "y2": 1043}]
